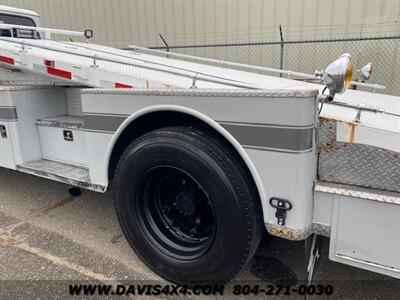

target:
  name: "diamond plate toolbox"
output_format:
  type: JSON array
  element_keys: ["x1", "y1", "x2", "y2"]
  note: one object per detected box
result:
[{"x1": 318, "y1": 118, "x2": 400, "y2": 193}]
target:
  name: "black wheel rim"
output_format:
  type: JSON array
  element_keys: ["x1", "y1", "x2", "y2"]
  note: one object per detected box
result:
[{"x1": 136, "y1": 166, "x2": 217, "y2": 260}]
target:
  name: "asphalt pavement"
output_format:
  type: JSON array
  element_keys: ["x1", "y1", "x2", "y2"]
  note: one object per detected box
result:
[{"x1": 0, "y1": 168, "x2": 399, "y2": 299}]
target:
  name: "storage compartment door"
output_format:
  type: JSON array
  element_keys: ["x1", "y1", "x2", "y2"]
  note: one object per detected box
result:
[{"x1": 329, "y1": 194, "x2": 400, "y2": 279}]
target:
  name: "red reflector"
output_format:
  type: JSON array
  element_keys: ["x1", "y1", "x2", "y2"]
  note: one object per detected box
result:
[
  {"x1": 115, "y1": 83, "x2": 133, "y2": 89},
  {"x1": 0, "y1": 55, "x2": 14, "y2": 65},
  {"x1": 47, "y1": 67, "x2": 72, "y2": 80},
  {"x1": 44, "y1": 59, "x2": 55, "y2": 68}
]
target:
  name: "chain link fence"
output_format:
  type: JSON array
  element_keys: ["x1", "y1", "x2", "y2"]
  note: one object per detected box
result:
[{"x1": 149, "y1": 36, "x2": 400, "y2": 96}]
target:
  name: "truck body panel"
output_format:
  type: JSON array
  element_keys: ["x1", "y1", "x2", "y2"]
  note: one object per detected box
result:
[
  {"x1": 81, "y1": 88, "x2": 318, "y2": 234},
  {"x1": 315, "y1": 182, "x2": 400, "y2": 279},
  {"x1": 1, "y1": 5, "x2": 400, "y2": 282}
]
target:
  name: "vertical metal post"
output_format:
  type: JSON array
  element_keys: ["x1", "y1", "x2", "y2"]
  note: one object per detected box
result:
[
  {"x1": 159, "y1": 33, "x2": 170, "y2": 58},
  {"x1": 279, "y1": 25, "x2": 284, "y2": 77}
]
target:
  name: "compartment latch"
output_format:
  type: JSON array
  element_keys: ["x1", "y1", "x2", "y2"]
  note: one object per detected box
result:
[
  {"x1": 63, "y1": 130, "x2": 73, "y2": 142},
  {"x1": 0, "y1": 125, "x2": 7, "y2": 138},
  {"x1": 269, "y1": 197, "x2": 292, "y2": 226}
]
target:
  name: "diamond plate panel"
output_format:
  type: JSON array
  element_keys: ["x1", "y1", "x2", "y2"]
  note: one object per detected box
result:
[
  {"x1": 36, "y1": 115, "x2": 84, "y2": 129},
  {"x1": 315, "y1": 181, "x2": 400, "y2": 206},
  {"x1": 318, "y1": 118, "x2": 400, "y2": 193},
  {"x1": 16, "y1": 159, "x2": 106, "y2": 192},
  {"x1": 66, "y1": 88, "x2": 83, "y2": 116}
]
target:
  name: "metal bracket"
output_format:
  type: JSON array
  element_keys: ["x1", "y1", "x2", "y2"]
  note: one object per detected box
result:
[
  {"x1": 306, "y1": 234, "x2": 320, "y2": 284},
  {"x1": 91, "y1": 54, "x2": 99, "y2": 68},
  {"x1": 269, "y1": 197, "x2": 292, "y2": 225},
  {"x1": 304, "y1": 234, "x2": 322, "y2": 300},
  {"x1": 20, "y1": 40, "x2": 26, "y2": 52},
  {"x1": 354, "y1": 109, "x2": 362, "y2": 123},
  {"x1": 191, "y1": 73, "x2": 199, "y2": 89}
]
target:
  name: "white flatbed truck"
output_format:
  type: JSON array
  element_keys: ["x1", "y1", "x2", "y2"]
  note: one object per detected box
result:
[{"x1": 1, "y1": 5, "x2": 400, "y2": 284}]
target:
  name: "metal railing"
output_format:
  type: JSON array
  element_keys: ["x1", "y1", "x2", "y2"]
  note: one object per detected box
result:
[{"x1": 145, "y1": 35, "x2": 400, "y2": 96}]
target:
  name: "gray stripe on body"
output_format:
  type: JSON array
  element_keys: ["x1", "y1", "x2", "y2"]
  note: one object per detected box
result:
[
  {"x1": 0, "y1": 106, "x2": 18, "y2": 121},
  {"x1": 220, "y1": 123, "x2": 313, "y2": 152},
  {"x1": 84, "y1": 114, "x2": 128, "y2": 133},
  {"x1": 83, "y1": 113, "x2": 314, "y2": 152}
]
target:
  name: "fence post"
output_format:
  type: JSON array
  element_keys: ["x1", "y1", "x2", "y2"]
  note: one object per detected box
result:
[
  {"x1": 159, "y1": 33, "x2": 170, "y2": 58},
  {"x1": 279, "y1": 25, "x2": 284, "y2": 77}
]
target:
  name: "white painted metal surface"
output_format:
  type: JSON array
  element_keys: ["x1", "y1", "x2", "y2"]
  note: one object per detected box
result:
[
  {"x1": 329, "y1": 188, "x2": 400, "y2": 279},
  {"x1": 0, "y1": 5, "x2": 39, "y2": 17},
  {"x1": 1, "y1": 3, "x2": 400, "y2": 283},
  {"x1": 320, "y1": 90, "x2": 400, "y2": 153},
  {"x1": 0, "y1": 5, "x2": 41, "y2": 27},
  {"x1": 313, "y1": 181, "x2": 400, "y2": 279},
  {"x1": 0, "y1": 32, "x2": 390, "y2": 98},
  {"x1": 37, "y1": 117, "x2": 87, "y2": 167},
  {"x1": 0, "y1": 35, "x2": 319, "y2": 90},
  {"x1": 0, "y1": 23, "x2": 87, "y2": 39},
  {"x1": 81, "y1": 89, "x2": 318, "y2": 235},
  {"x1": 0, "y1": 86, "x2": 66, "y2": 168},
  {"x1": 1, "y1": 28, "x2": 399, "y2": 221}
]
